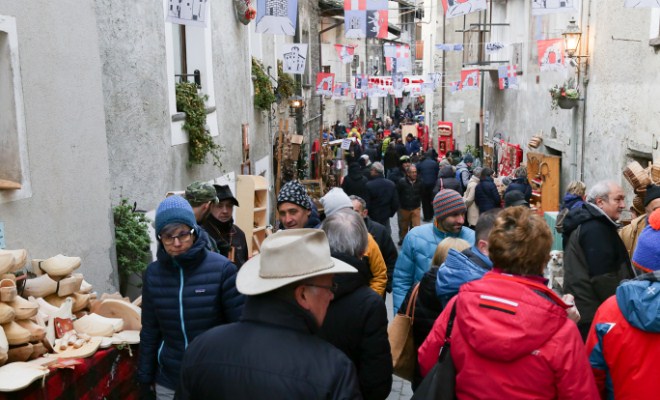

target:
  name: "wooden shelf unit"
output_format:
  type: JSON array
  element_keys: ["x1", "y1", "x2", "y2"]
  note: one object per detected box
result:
[
  {"x1": 235, "y1": 175, "x2": 269, "y2": 257},
  {"x1": 527, "y1": 152, "x2": 561, "y2": 213}
]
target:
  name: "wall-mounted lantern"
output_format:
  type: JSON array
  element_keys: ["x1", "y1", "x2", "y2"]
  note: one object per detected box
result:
[
  {"x1": 562, "y1": 18, "x2": 582, "y2": 58},
  {"x1": 288, "y1": 95, "x2": 305, "y2": 117}
]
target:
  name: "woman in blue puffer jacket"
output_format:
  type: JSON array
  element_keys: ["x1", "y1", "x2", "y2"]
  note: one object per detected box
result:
[{"x1": 138, "y1": 195, "x2": 244, "y2": 399}]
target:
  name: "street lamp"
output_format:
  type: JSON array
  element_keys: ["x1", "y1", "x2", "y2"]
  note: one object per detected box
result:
[
  {"x1": 562, "y1": 18, "x2": 582, "y2": 58},
  {"x1": 288, "y1": 95, "x2": 305, "y2": 117}
]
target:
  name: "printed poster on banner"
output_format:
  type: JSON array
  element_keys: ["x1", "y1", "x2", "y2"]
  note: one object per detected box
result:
[
  {"x1": 166, "y1": 0, "x2": 209, "y2": 27},
  {"x1": 281, "y1": 44, "x2": 307, "y2": 74},
  {"x1": 460, "y1": 69, "x2": 479, "y2": 90},
  {"x1": 498, "y1": 65, "x2": 518, "y2": 90},
  {"x1": 624, "y1": 0, "x2": 660, "y2": 7},
  {"x1": 441, "y1": 0, "x2": 487, "y2": 19},
  {"x1": 532, "y1": 0, "x2": 580, "y2": 15},
  {"x1": 485, "y1": 42, "x2": 505, "y2": 54},
  {"x1": 316, "y1": 73, "x2": 335, "y2": 97},
  {"x1": 334, "y1": 45, "x2": 356, "y2": 64},
  {"x1": 428, "y1": 72, "x2": 442, "y2": 89},
  {"x1": 255, "y1": 0, "x2": 298, "y2": 36},
  {"x1": 435, "y1": 43, "x2": 464, "y2": 51},
  {"x1": 366, "y1": 9, "x2": 388, "y2": 38},
  {"x1": 383, "y1": 43, "x2": 397, "y2": 57},
  {"x1": 344, "y1": 0, "x2": 388, "y2": 39},
  {"x1": 537, "y1": 39, "x2": 565, "y2": 71},
  {"x1": 450, "y1": 80, "x2": 462, "y2": 93},
  {"x1": 394, "y1": 44, "x2": 411, "y2": 73}
]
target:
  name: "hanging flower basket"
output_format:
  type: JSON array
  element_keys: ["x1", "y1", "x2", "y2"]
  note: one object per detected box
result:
[
  {"x1": 557, "y1": 97, "x2": 578, "y2": 109},
  {"x1": 233, "y1": 0, "x2": 256, "y2": 25}
]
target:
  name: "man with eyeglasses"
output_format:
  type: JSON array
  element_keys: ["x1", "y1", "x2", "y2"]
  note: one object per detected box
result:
[
  {"x1": 179, "y1": 229, "x2": 362, "y2": 399},
  {"x1": 138, "y1": 195, "x2": 244, "y2": 400}
]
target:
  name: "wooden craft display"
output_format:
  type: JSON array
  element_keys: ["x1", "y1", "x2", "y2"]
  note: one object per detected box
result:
[{"x1": 527, "y1": 152, "x2": 561, "y2": 213}]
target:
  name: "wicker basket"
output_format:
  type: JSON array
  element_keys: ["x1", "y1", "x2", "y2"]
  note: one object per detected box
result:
[
  {"x1": 633, "y1": 195, "x2": 645, "y2": 215},
  {"x1": 623, "y1": 161, "x2": 651, "y2": 189},
  {"x1": 651, "y1": 164, "x2": 660, "y2": 183}
]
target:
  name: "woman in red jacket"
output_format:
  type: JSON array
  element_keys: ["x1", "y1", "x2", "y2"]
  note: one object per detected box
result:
[{"x1": 418, "y1": 206, "x2": 598, "y2": 399}]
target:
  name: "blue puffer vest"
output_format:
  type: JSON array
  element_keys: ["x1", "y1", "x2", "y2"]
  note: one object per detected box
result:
[{"x1": 138, "y1": 232, "x2": 244, "y2": 390}]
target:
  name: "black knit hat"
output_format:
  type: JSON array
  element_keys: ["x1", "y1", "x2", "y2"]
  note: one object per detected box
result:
[{"x1": 644, "y1": 184, "x2": 660, "y2": 207}]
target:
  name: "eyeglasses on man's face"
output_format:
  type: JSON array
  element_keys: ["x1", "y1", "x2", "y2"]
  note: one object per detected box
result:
[
  {"x1": 159, "y1": 229, "x2": 194, "y2": 245},
  {"x1": 304, "y1": 282, "x2": 338, "y2": 294}
]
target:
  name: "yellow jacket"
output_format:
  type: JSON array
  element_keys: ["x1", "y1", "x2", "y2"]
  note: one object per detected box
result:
[{"x1": 365, "y1": 234, "x2": 387, "y2": 296}]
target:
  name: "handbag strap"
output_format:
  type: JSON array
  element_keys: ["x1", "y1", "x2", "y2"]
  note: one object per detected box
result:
[
  {"x1": 405, "y1": 282, "x2": 421, "y2": 320},
  {"x1": 438, "y1": 301, "x2": 458, "y2": 362}
]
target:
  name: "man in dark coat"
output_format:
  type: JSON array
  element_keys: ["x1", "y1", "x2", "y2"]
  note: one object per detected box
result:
[
  {"x1": 202, "y1": 184, "x2": 249, "y2": 268},
  {"x1": 366, "y1": 162, "x2": 399, "y2": 234},
  {"x1": 351, "y1": 195, "x2": 398, "y2": 294},
  {"x1": 179, "y1": 229, "x2": 362, "y2": 399},
  {"x1": 433, "y1": 165, "x2": 462, "y2": 197},
  {"x1": 474, "y1": 167, "x2": 501, "y2": 212},
  {"x1": 396, "y1": 165, "x2": 423, "y2": 245},
  {"x1": 562, "y1": 180, "x2": 636, "y2": 340},
  {"x1": 319, "y1": 210, "x2": 392, "y2": 400},
  {"x1": 342, "y1": 162, "x2": 369, "y2": 201},
  {"x1": 416, "y1": 150, "x2": 440, "y2": 222},
  {"x1": 505, "y1": 166, "x2": 532, "y2": 202}
]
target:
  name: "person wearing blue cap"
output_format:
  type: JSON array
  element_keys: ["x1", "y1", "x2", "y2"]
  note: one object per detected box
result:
[{"x1": 138, "y1": 195, "x2": 244, "y2": 400}]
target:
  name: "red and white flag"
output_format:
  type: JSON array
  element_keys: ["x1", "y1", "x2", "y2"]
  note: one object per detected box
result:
[
  {"x1": 316, "y1": 72, "x2": 335, "y2": 97},
  {"x1": 537, "y1": 39, "x2": 565, "y2": 71},
  {"x1": 460, "y1": 69, "x2": 480, "y2": 90},
  {"x1": 344, "y1": 0, "x2": 367, "y2": 10},
  {"x1": 334, "y1": 44, "x2": 356, "y2": 64}
]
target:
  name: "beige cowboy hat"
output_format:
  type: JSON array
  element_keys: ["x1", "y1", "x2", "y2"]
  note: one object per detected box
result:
[{"x1": 237, "y1": 229, "x2": 356, "y2": 295}]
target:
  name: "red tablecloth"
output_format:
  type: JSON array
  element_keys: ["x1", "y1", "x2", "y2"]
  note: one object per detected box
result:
[{"x1": 0, "y1": 346, "x2": 138, "y2": 400}]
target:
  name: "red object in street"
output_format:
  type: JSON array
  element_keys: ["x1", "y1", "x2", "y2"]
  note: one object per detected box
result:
[{"x1": 437, "y1": 121, "x2": 454, "y2": 159}]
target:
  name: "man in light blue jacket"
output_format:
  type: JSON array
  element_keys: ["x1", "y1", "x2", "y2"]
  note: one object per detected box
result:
[{"x1": 392, "y1": 189, "x2": 475, "y2": 313}]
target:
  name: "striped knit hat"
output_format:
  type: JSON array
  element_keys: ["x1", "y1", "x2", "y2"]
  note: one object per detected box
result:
[{"x1": 433, "y1": 189, "x2": 466, "y2": 221}]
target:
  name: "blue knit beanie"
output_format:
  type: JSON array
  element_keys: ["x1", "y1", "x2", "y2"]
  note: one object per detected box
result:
[
  {"x1": 632, "y1": 208, "x2": 660, "y2": 272},
  {"x1": 155, "y1": 195, "x2": 197, "y2": 234}
]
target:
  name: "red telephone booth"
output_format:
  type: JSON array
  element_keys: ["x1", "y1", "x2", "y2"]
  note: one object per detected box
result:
[{"x1": 437, "y1": 121, "x2": 454, "y2": 159}]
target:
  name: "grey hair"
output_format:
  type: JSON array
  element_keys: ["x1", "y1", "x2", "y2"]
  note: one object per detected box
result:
[
  {"x1": 587, "y1": 180, "x2": 617, "y2": 203},
  {"x1": 370, "y1": 161, "x2": 385, "y2": 175},
  {"x1": 321, "y1": 209, "x2": 368, "y2": 258},
  {"x1": 349, "y1": 195, "x2": 367, "y2": 211}
]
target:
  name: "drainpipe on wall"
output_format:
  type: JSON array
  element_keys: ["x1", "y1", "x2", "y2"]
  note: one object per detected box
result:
[{"x1": 579, "y1": 0, "x2": 593, "y2": 181}]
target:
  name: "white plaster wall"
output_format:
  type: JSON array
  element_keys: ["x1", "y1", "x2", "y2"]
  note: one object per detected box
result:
[{"x1": 0, "y1": 1, "x2": 116, "y2": 293}]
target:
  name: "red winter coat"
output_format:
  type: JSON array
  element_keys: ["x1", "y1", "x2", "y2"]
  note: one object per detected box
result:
[{"x1": 418, "y1": 272, "x2": 599, "y2": 400}]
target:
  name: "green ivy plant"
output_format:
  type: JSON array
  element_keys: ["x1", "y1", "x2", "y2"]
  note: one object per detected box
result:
[
  {"x1": 252, "y1": 57, "x2": 276, "y2": 111},
  {"x1": 113, "y1": 199, "x2": 151, "y2": 293},
  {"x1": 277, "y1": 60, "x2": 295, "y2": 102},
  {"x1": 175, "y1": 81, "x2": 223, "y2": 167}
]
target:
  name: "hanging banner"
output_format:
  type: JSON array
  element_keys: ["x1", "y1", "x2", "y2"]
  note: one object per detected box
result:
[
  {"x1": 485, "y1": 42, "x2": 505, "y2": 54},
  {"x1": 435, "y1": 43, "x2": 464, "y2": 51},
  {"x1": 537, "y1": 39, "x2": 565, "y2": 71},
  {"x1": 460, "y1": 69, "x2": 480, "y2": 90},
  {"x1": 624, "y1": 0, "x2": 660, "y2": 7},
  {"x1": 383, "y1": 42, "x2": 397, "y2": 57},
  {"x1": 532, "y1": 0, "x2": 580, "y2": 15},
  {"x1": 255, "y1": 0, "x2": 297, "y2": 36},
  {"x1": 394, "y1": 43, "x2": 411, "y2": 72},
  {"x1": 316, "y1": 73, "x2": 335, "y2": 97},
  {"x1": 334, "y1": 44, "x2": 356, "y2": 64},
  {"x1": 345, "y1": 0, "x2": 388, "y2": 39},
  {"x1": 498, "y1": 65, "x2": 518, "y2": 90},
  {"x1": 428, "y1": 72, "x2": 442, "y2": 89},
  {"x1": 450, "y1": 80, "x2": 462, "y2": 93},
  {"x1": 281, "y1": 43, "x2": 307, "y2": 74},
  {"x1": 166, "y1": 0, "x2": 209, "y2": 27},
  {"x1": 441, "y1": 0, "x2": 488, "y2": 19}
]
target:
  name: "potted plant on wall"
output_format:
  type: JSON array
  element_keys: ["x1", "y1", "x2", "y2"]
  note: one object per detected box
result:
[
  {"x1": 549, "y1": 78, "x2": 580, "y2": 110},
  {"x1": 113, "y1": 199, "x2": 151, "y2": 297}
]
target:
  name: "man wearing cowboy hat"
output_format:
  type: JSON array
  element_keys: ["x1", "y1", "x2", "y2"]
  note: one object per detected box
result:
[
  {"x1": 179, "y1": 229, "x2": 361, "y2": 399},
  {"x1": 202, "y1": 184, "x2": 249, "y2": 268}
]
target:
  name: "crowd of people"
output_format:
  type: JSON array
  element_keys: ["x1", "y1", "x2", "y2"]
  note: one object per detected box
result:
[{"x1": 137, "y1": 132, "x2": 660, "y2": 398}]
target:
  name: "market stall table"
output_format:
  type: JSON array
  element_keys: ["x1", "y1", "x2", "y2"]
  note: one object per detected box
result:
[{"x1": 0, "y1": 346, "x2": 138, "y2": 400}]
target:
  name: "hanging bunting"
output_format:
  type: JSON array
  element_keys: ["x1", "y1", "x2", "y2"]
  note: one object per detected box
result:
[
  {"x1": 366, "y1": 9, "x2": 388, "y2": 39},
  {"x1": 435, "y1": 43, "x2": 464, "y2": 51},
  {"x1": 166, "y1": 0, "x2": 209, "y2": 27},
  {"x1": 281, "y1": 43, "x2": 307, "y2": 74},
  {"x1": 498, "y1": 65, "x2": 518, "y2": 90},
  {"x1": 316, "y1": 72, "x2": 335, "y2": 97},
  {"x1": 537, "y1": 39, "x2": 565, "y2": 71},
  {"x1": 441, "y1": 0, "x2": 487, "y2": 19},
  {"x1": 624, "y1": 0, "x2": 660, "y2": 7},
  {"x1": 427, "y1": 72, "x2": 442, "y2": 90},
  {"x1": 255, "y1": 0, "x2": 298, "y2": 36},
  {"x1": 532, "y1": 0, "x2": 580, "y2": 15},
  {"x1": 394, "y1": 43, "x2": 411, "y2": 73},
  {"x1": 344, "y1": 0, "x2": 388, "y2": 39},
  {"x1": 383, "y1": 43, "x2": 397, "y2": 57},
  {"x1": 421, "y1": 83, "x2": 435, "y2": 94},
  {"x1": 485, "y1": 42, "x2": 505, "y2": 54},
  {"x1": 460, "y1": 69, "x2": 480, "y2": 90},
  {"x1": 450, "y1": 80, "x2": 462, "y2": 93},
  {"x1": 334, "y1": 44, "x2": 357, "y2": 64}
]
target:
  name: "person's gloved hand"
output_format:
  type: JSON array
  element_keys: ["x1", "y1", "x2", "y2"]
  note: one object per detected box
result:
[
  {"x1": 562, "y1": 294, "x2": 581, "y2": 323},
  {"x1": 139, "y1": 383, "x2": 157, "y2": 400}
]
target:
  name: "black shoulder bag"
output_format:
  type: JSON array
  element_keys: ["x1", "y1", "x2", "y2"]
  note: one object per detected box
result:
[{"x1": 411, "y1": 301, "x2": 458, "y2": 400}]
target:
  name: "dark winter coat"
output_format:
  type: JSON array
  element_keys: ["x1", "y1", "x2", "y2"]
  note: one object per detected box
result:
[
  {"x1": 202, "y1": 217, "x2": 249, "y2": 268},
  {"x1": 433, "y1": 165, "x2": 462, "y2": 195},
  {"x1": 318, "y1": 253, "x2": 392, "y2": 400},
  {"x1": 396, "y1": 177, "x2": 422, "y2": 210},
  {"x1": 562, "y1": 202, "x2": 635, "y2": 339},
  {"x1": 474, "y1": 177, "x2": 501, "y2": 212},
  {"x1": 387, "y1": 168, "x2": 405, "y2": 184},
  {"x1": 394, "y1": 142, "x2": 407, "y2": 158},
  {"x1": 139, "y1": 233, "x2": 244, "y2": 390},
  {"x1": 366, "y1": 175, "x2": 399, "y2": 226},
  {"x1": 405, "y1": 139, "x2": 421, "y2": 156},
  {"x1": 179, "y1": 296, "x2": 362, "y2": 400},
  {"x1": 365, "y1": 217, "x2": 398, "y2": 293},
  {"x1": 505, "y1": 177, "x2": 532, "y2": 202},
  {"x1": 342, "y1": 163, "x2": 370, "y2": 201},
  {"x1": 383, "y1": 148, "x2": 399, "y2": 170},
  {"x1": 416, "y1": 157, "x2": 439, "y2": 188}
]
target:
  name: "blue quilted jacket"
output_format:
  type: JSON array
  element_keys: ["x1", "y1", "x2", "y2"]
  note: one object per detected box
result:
[
  {"x1": 138, "y1": 232, "x2": 244, "y2": 390},
  {"x1": 436, "y1": 247, "x2": 492, "y2": 307},
  {"x1": 392, "y1": 224, "x2": 474, "y2": 313}
]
